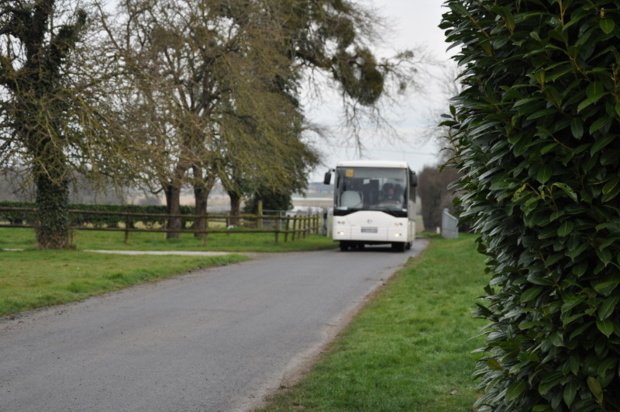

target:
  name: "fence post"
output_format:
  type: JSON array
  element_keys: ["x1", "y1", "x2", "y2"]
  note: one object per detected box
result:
[
  {"x1": 257, "y1": 200, "x2": 263, "y2": 229},
  {"x1": 124, "y1": 214, "x2": 131, "y2": 243},
  {"x1": 303, "y1": 216, "x2": 308, "y2": 238},
  {"x1": 284, "y1": 216, "x2": 289, "y2": 243}
]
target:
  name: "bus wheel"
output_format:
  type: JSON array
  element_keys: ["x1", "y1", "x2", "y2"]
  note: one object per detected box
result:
[
  {"x1": 391, "y1": 242, "x2": 406, "y2": 252},
  {"x1": 339, "y1": 242, "x2": 349, "y2": 251},
  {"x1": 406, "y1": 242, "x2": 412, "y2": 250}
]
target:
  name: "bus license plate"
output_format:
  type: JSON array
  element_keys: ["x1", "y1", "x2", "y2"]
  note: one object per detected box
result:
[{"x1": 361, "y1": 227, "x2": 378, "y2": 233}]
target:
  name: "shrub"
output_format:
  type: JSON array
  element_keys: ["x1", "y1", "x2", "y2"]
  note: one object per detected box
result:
[{"x1": 441, "y1": 1, "x2": 620, "y2": 411}]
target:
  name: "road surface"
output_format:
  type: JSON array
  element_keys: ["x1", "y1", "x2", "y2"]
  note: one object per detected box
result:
[{"x1": 0, "y1": 240, "x2": 428, "y2": 412}]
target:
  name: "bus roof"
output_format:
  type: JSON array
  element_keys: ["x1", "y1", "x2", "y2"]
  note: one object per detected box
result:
[{"x1": 336, "y1": 160, "x2": 411, "y2": 169}]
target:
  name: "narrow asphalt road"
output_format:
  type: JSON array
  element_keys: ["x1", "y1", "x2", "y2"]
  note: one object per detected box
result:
[{"x1": 0, "y1": 239, "x2": 428, "y2": 412}]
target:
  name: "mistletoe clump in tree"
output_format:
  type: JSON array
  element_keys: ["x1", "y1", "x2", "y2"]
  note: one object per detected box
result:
[{"x1": 442, "y1": 0, "x2": 620, "y2": 410}]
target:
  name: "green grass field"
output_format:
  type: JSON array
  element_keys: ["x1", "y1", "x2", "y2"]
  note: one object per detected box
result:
[
  {"x1": 0, "y1": 227, "x2": 336, "y2": 252},
  {"x1": 259, "y1": 235, "x2": 488, "y2": 412}
]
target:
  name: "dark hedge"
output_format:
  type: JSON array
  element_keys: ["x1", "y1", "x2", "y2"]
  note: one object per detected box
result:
[
  {"x1": 442, "y1": 0, "x2": 620, "y2": 411},
  {"x1": 0, "y1": 201, "x2": 194, "y2": 228}
]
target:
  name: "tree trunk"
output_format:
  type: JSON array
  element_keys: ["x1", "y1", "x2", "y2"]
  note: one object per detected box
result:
[
  {"x1": 193, "y1": 185, "x2": 208, "y2": 237},
  {"x1": 164, "y1": 184, "x2": 183, "y2": 239},
  {"x1": 34, "y1": 169, "x2": 71, "y2": 249},
  {"x1": 192, "y1": 166, "x2": 216, "y2": 238},
  {"x1": 228, "y1": 190, "x2": 241, "y2": 227}
]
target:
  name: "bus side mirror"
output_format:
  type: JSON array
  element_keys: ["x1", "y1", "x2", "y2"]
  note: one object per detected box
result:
[
  {"x1": 324, "y1": 171, "x2": 332, "y2": 185},
  {"x1": 410, "y1": 171, "x2": 418, "y2": 187}
]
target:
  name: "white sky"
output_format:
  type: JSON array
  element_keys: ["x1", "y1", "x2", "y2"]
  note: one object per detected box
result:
[{"x1": 305, "y1": 0, "x2": 452, "y2": 180}]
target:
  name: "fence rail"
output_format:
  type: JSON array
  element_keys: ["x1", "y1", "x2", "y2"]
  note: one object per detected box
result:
[{"x1": 0, "y1": 206, "x2": 321, "y2": 244}]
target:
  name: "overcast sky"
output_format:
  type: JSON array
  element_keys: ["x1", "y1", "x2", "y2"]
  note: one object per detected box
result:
[{"x1": 305, "y1": 0, "x2": 452, "y2": 179}]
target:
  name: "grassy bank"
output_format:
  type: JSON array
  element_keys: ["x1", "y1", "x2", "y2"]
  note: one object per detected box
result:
[
  {"x1": 0, "y1": 227, "x2": 335, "y2": 252},
  {"x1": 0, "y1": 251, "x2": 248, "y2": 317},
  {"x1": 260, "y1": 235, "x2": 488, "y2": 411}
]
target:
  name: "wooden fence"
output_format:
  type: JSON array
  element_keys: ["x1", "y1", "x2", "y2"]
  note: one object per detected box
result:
[{"x1": 0, "y1": 207, "x2": 321, "y2": 244}]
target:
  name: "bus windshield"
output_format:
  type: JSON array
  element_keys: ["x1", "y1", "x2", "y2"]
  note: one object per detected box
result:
[{"x1": 334, "y1": 167, "x2": 408, "y2": 216}]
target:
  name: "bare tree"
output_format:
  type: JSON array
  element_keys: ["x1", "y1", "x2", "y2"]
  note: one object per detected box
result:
[
  {"x1": 100, "y1": 0, "x2": 421, "y2": 238},
  {"x1": 0, "y1": 0, "x2": 126, "y2": 248}
]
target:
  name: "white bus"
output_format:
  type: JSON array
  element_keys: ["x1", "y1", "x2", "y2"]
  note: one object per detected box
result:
[{"x1": 324, "y1": 160, "x2": 418, "y2": 252}]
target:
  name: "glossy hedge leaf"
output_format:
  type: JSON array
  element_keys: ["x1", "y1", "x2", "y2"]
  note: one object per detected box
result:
[
  {"x1": 598, "y1": 295, "x2": 620, "y2": 321},
  {"x1": 536, "y1": 164, "x2": 553, "y2": 184},
  {"x1": 600, "y1": 18, "x2": 615, "y2": 34},
  {"x1": 587, "y1": 377, "x2": 604, "y2": 403},
  {"x1": 552, "y1": 182, "x2": 578, "y2": 202},
  {"x1": 588, "y1": 117, "x2": 611, "y2": 135},
  {"x1": 570, "y1": 117, "x2": 584, "y2": 139},
  {"x1": 521, "y1": 286, "x2": 543, "y2": 303},
  {"x1": 591, "y1": 135, "x2": 616, "y2": 155},
  {"x1": 538, "y1": 371, "x2": 565, "y2": 395},
  {"x1": 596, "y1": 319, "x2": 614, "y2": 337},
  {"x1": 557, "y1": 221, "x2": 574, "y2": 237},
  {"x1": 563, "y1": 380, "x2": 578, "y2": 407},
  {"x1": 577, "y1": 95, "x2": 606, "y2": 113},
  {"x1": 506, "y1": 381, "x2": 527, "y2": 401}
]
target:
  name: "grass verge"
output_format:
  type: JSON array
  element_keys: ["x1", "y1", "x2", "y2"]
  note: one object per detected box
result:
[
  {"x1": 0, "y1": 228, "x2": 335, "y2": 252},
  {"x1": 0, "y1": 251, "x2": 248, "y2": 317},
  {"x1": 259, "y1": 234, "x2": 488, "y2": 412}
]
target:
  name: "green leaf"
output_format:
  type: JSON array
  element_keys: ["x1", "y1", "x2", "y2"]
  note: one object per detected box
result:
[
  {"x1": 563, "y1": 381, "x2": 578, "y2": 407},
  {"x1": 592, "y1": 278, "x2": 618, "y2": 294},
  {"x1": 536, "y1": 164, "x2": 553, "y2": 183},
  {"x1": 589, "y1": 117, "x2": 611, "y2": 134},
  {"x1": 570, "y1": 117, "x2": 584, "y2": 139},
  {"x1": 506, "y1": 381, "x2": 526, "y2": 401},
  {"x1": 539, "y1": 371, "x2": 564, "y2": 395},
  {"x1": 586, "y1": 81, "x2": 604, "y2": 98},
  {"x1": 487, "y1": 358, "x2": 503, "y2": 370},
  {"x1": 600, "y1": 18, "x2": 615, "y2": 34},
  {"x1": 553, "y1": 182, "x2": 578, "y2": 202},
  {"x1": 540, "y1": 142, "x2": 558, "y2": 154},
  {"x1": 598, "y1": 294, "x2": 620, "y2": 320},
  {"x1": 578, "y1": 94, "x2": 606, "y2": 113},
  {"x1": 562, "y1": 312, "x2": 585, "y2": 327},
  {"x1": 595, "y1": 247, "x2": 613, "y2": 266},
  {"x1": 521, "y1": 286, "x2": 543, "y2": 303},
  {"x1": 596, "y1": 357, "x2": 617, "y2": 377},
  {"x1": 590, "y1": 134, "x2": 615, "y2": 156},
  {"x1": 569, "y1": 354, "x2": 580, "y2": 375},
  {"x1": 587, "y1": 376, "x2": 604, "y2": 403},
  {"x1": 602, "y1": 177, "x2": 619, "y2": 195},
  {"x1": 558, "y1": 221, "x2": 574, "y2": 237},
  {"x1": 596, "y1": 319, "x2": 614, "y2": 337}
]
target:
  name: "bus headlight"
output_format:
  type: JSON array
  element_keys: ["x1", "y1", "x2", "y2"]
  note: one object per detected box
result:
[{"x1": 394, "y1": 233, "x2": 402, "y2": 237}]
